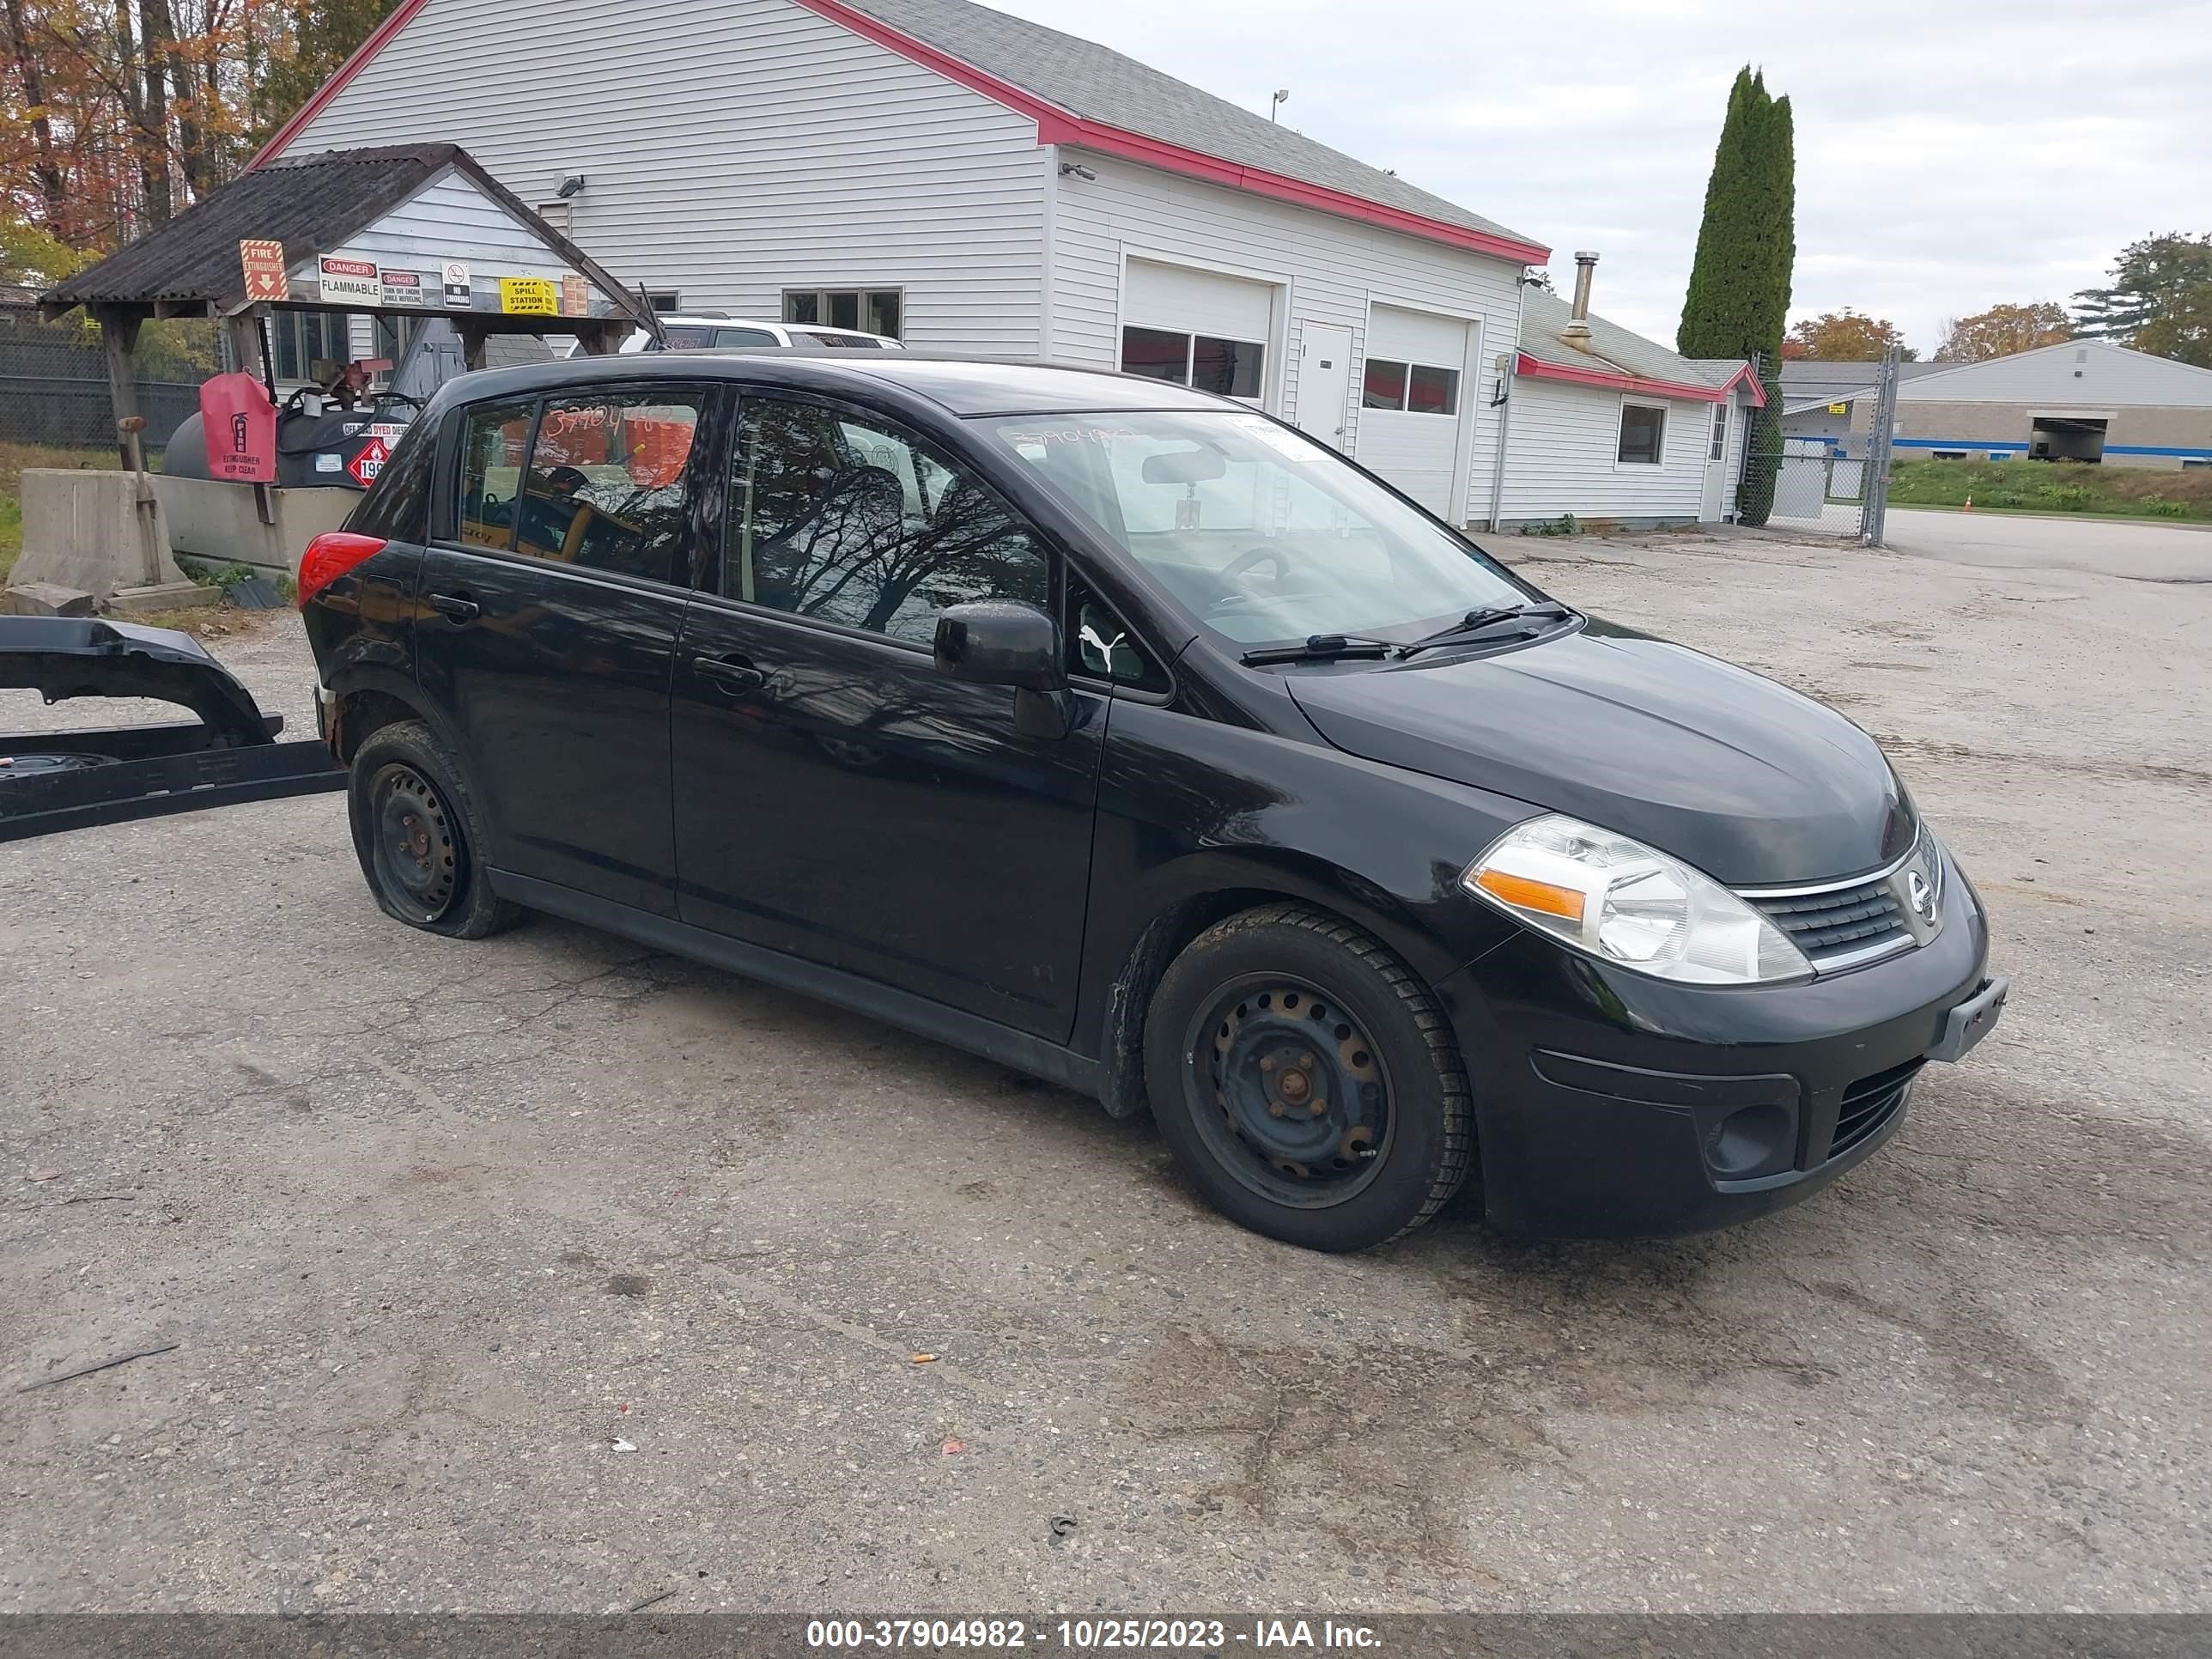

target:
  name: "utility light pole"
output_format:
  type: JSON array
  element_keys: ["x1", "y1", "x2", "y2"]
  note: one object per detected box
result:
[{"x1": 1270, "y1": 88, "x2": 1290, "y2": 122}]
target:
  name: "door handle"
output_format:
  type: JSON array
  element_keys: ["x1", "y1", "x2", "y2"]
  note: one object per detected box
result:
[
  {"x1": 425, "y1": 592, "x2": 479, "y2": 623},
  {"x1": 696, "y1": 655, "x2": 767, "y2": 696}
]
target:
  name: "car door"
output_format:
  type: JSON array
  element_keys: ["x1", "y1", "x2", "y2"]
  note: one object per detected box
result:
[
  {"x1": 416, "y1": 383, "x2": 709, "y2": 915},
  {"x1": 670, "y1": 390, "x2": 1107, "y2": 1040}
]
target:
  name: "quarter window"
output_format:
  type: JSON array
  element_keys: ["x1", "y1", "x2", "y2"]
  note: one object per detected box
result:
[
  {"x1": 1119, "y1": 325, "x2": 1265, "y2": 399},
  {"x1": 455, "y1": 399, "x2": 537, "y2": 551},
  {"x1": 1618, "y1": 403, "x2": 1667, "y2": 465},
  {"x1": 1363, "y1": 358, "x2": 1460, "y2": 416},
  {"x1": 726, "y1": 398, "x2": 1048, "y2": 645}
]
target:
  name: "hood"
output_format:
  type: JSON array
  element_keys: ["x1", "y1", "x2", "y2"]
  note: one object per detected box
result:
[{"x1": 1285, "y1": 620, "x2": 1915, "y2": 887}]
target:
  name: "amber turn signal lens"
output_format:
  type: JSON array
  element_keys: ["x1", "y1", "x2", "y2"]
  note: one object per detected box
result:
[{"x1": 1474, "y1": 868, "x2": 1586, "y2": 921}]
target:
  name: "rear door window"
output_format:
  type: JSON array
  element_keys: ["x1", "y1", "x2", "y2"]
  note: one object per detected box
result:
[{"x1": 512, "y1": 390, "x2": 707, "y2": 583}]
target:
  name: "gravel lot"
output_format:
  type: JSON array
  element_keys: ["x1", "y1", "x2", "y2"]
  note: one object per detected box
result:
[{"x1": 2, "y1": 528, "x2": 2206, "y2": 1613}]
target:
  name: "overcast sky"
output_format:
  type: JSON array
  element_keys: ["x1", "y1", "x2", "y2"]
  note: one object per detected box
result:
[{"x1": 994, "y1": 0, "x2": 2212, "y2": 355}]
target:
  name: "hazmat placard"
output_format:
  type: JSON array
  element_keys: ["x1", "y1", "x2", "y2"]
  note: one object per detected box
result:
[
  {"x1": 346, "y1": 436, "x2": 391, "y2": 488},
  {"x1": 499, "y1": 276, "x2": 557, "y2": 316},
  {"x1": 317, "y1": 256, "x2": 380, "y2": 305}
]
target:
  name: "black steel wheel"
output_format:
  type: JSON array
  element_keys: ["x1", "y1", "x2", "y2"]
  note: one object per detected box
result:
[
  {"x1": 1144, "y1": 903, "x2": 1474, "y2": 1252},
  {"x1": 347, "y1": 719, "x2": 520, "y2": 939},
  {"x1": 1187, "y1": 975, "x2": 1395, "y2": 1209},
  {"x1": 368, "y1": 763, "x2": 460, "y2": 925}
]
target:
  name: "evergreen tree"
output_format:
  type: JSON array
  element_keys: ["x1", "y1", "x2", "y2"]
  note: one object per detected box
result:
[{"x1": 1678, "y1": 68, "x2": 1796, "y2": 525}]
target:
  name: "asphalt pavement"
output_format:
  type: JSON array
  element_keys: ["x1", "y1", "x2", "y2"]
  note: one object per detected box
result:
[
  {"x1": 1883, "y1": 507, "x2": 2212, "y2": 582},
  {"x1": 2, "y1": 531, "x2": 2206, "y2": 1613}
]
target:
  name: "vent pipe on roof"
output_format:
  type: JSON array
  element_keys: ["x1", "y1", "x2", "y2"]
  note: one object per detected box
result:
[{"x1": 1563, "y1": 251, "x2": 1598, "y2": 349}]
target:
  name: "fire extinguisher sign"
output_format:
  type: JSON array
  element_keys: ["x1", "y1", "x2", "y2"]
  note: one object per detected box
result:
[{"x1": 346, "y1": 436, "x2": 391, "y2": 488}]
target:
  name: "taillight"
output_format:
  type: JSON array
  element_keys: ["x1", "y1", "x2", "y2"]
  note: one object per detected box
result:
[{"x1": 297, "y1": 532, "x2": 388, "y2": 607}]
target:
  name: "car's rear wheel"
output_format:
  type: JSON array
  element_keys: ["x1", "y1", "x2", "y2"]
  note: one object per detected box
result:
[
  {"x1": 348, "y1": 720, "x2": 518, "y2": 939},
  {"x1": 1143, "y1": 903, "x2": 1474, "y2": 1252}
]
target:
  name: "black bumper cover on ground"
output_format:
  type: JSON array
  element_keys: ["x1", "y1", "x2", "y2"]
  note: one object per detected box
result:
[{"x1": 0, "y1": 617, "x2": 343, "y2": 842}]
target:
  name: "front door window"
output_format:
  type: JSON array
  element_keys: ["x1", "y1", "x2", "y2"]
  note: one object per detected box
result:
[{"x1": 726, "y1": 398, "x2": 1050, "y2": 644}]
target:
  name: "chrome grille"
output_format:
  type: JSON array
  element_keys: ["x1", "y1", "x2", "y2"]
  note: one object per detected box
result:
[
  {"x1": 1748, "y1": 878, "x2": 1909, "y2": 965},
  {"x1": 1831, "y1": 1059, "x2": 1922, "y2": 1158},
  {"x1": 1736, "y1": 832, "x2": 1945, "y2": 972}
]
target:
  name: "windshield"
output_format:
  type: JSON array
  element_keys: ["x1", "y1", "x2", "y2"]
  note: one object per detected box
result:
[{"x1": 977, "y1": 410, "x2": 1533, "y2": 646}]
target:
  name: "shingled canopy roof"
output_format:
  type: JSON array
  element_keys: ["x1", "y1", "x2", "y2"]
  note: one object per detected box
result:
[{"x1": 42, "y1": 143, "x2": 653, "y2": 338}]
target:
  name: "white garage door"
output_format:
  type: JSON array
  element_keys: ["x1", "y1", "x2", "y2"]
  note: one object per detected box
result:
[
  {"x1": 1358, "y1": 304, "x2": 1474, "y2": 519},
  {"x1": 1121, "y1": 258, "x2": 1277, "y2": 403}
]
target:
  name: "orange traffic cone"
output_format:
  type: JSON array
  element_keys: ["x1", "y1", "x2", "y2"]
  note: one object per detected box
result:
[{"x1": 1963, "y1": 495, "x2": 1972, "y2": 512}]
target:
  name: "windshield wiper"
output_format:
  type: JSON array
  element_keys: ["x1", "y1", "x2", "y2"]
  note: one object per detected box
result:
[
  {"x1": 1240, "y1": 633, "x2": 1398, "y2": 666},
  {"x1": 1395, "y1": 603, "x2": 1576, "y2": 658}
]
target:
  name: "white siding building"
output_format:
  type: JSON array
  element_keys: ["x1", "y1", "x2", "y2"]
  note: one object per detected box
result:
[
  {"x1": 258, "y1": 0, "x2": 1555, "y2": 524},
  {"x1": 1493, "y1": 285, "x2": 1761, "y2": 531}
]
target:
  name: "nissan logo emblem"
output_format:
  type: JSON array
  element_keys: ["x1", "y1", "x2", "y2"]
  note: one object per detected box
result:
[{"x1": 1907, "y1": 870, "x2": 1936, "y2": 922}]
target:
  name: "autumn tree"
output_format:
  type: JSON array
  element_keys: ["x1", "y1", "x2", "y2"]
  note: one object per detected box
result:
[
  {"x1": 1932, "y1": 301, "x2": 2071, "y2": 363},
  {"x1": 1678, "y1": 67, "x2": 1795, "y2": 524},
  {"x1": 0, "y1": 0, "x2": 393, "y2": 264},
  {"x1": 1781, "y1": 307, "x2": 1914, "y2": 362},
  {"x1": 2071, "y1": 233, "x2": 2212, "y2": 369}
]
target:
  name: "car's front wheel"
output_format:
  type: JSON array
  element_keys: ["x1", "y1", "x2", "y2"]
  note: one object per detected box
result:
[
  {"x1": 347, "y1": 720, "x2": 518, "y2": 939},
  {"x1": 1143, "y1": 903, "x2": 1474, "y2": 1251}
]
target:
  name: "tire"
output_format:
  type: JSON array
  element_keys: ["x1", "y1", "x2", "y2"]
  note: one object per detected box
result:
[
  {"x1": 1143, "y1": 903, "x2": 1474, "y2": 1252},
  {"x1": 347, "y1": 720, "x2": 520, "y2": 939}
]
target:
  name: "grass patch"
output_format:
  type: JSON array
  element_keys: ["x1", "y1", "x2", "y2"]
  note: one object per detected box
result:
[
  {"x1": 0, "y1": 442, "x2": 118, "y2": 585},
  {"x1": 1887, "y1": 459, "x2": 2212, "y2": 521}
]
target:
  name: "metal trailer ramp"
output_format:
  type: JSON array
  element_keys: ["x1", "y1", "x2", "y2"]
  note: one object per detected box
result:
[{"x1": 0, "y1": 616, "x2": 343, "y2": 842}]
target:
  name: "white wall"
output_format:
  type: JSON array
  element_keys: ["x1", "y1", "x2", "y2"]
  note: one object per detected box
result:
[
  {"x1": 1896, "y1": 340, "x2": 2212, "y2": 409},
  {"x1": 284, "y1": 0, "x2": 1050, "y2": 353},
  {"x1": 1498, "y1": 379, "x2": 1712, "y2": 524},
  {"x1": 1048, "y1": 150, "x2": 1524, "y2": 524}
]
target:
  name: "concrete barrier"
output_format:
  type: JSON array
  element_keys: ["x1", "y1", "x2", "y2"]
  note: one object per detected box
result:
[
  {"x1": 153, "y1": 477, "x2": 357, "y2": 577},
  {"x1": 9, "y1": 468, "x2": 193, "y2": 600}
]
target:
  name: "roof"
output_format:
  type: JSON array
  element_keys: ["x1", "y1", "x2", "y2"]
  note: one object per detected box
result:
[
  {"x1": 42, "y1": 143, "x2": 653, "y2": 333},
  {"x1": 429, "y1": 349, "x2": 1242, "y2": 419},
  {"x1": 823, "y1": 0, "x2": 1542, "y2": 258},
  {"x1": 253, "y1": 0, "x2": 1548, "y2": 265},
  {"x1": 1516, "y1": 289, "x2": 1762, "y2": 404}
]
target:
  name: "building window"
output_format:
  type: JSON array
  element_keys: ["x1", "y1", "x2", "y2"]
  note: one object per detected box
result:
[
  {"x1": 1709, "y1": 402, "x2": 1729, "y2": 461},
  {"x1": 1119, "y1": 325, "x2": 1264, "y2": 398},
  {"x1": 644, "y1": 291, "x2": 683, "y2": 314},
  {"x1": 783, "y1": 289, "x2": 904, "y2": 340},
  {"x1": 1362, "y1": 358, "x2": 1459, "y2": 416},
  {"x1": 1618, "y1": 403, "x2": 1666, "y2": 465}
]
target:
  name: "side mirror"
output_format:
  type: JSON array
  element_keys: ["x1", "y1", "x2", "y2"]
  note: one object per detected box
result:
[{"x1": 933, "y1": 600, "x2": 1065, "y2": 692}]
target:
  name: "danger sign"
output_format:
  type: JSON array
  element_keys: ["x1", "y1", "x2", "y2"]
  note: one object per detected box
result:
[{"x1": 346, "y1": 436, "x2": 391, "y2": 487}]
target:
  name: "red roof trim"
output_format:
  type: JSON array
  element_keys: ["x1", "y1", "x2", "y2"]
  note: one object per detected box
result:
[
  {"x1": 793, "y1": 0, "x2": 1551, "y2": 264},
  {"x1": 249, "y1": 0, "x2": 432, "y2": 168},
  {"x1": 1516, "y1": 351, "x2": 1767, "y2": 407}
]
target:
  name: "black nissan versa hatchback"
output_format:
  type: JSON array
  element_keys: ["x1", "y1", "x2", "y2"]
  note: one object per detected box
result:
[{"x1": 300, "y1": 352, "x2": 2007, "y2": 1252}]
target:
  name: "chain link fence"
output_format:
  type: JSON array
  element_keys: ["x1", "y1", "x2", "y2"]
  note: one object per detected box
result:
[
  {"x1": 0, "y1": 319, "x2": 206, "y2": 458},
  {"x1": 1749, "y1": 346, "x2": 1901, "y2": 544}
]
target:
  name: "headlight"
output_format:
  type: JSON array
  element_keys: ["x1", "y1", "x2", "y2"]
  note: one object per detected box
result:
[{"x1": 1462, "y1": 814, "x2": 1812, "y2": 985}]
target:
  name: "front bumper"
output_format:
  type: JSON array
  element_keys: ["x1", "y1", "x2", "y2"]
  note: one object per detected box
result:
[{"x1": 1435, "y1": 855, "x2": 2002, "y2": 1237}]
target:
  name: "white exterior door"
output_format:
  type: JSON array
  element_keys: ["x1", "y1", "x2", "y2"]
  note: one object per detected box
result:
[
  {"x1": 1700, "y1": 398, "x2": 1732, "y2": 520},
  {"x1": 1358, "y1": 305, "x2": 1474, "y2": 519},
  {"x1": 1295, "y1": 324, "x2": 1354, "y2": 450}
]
